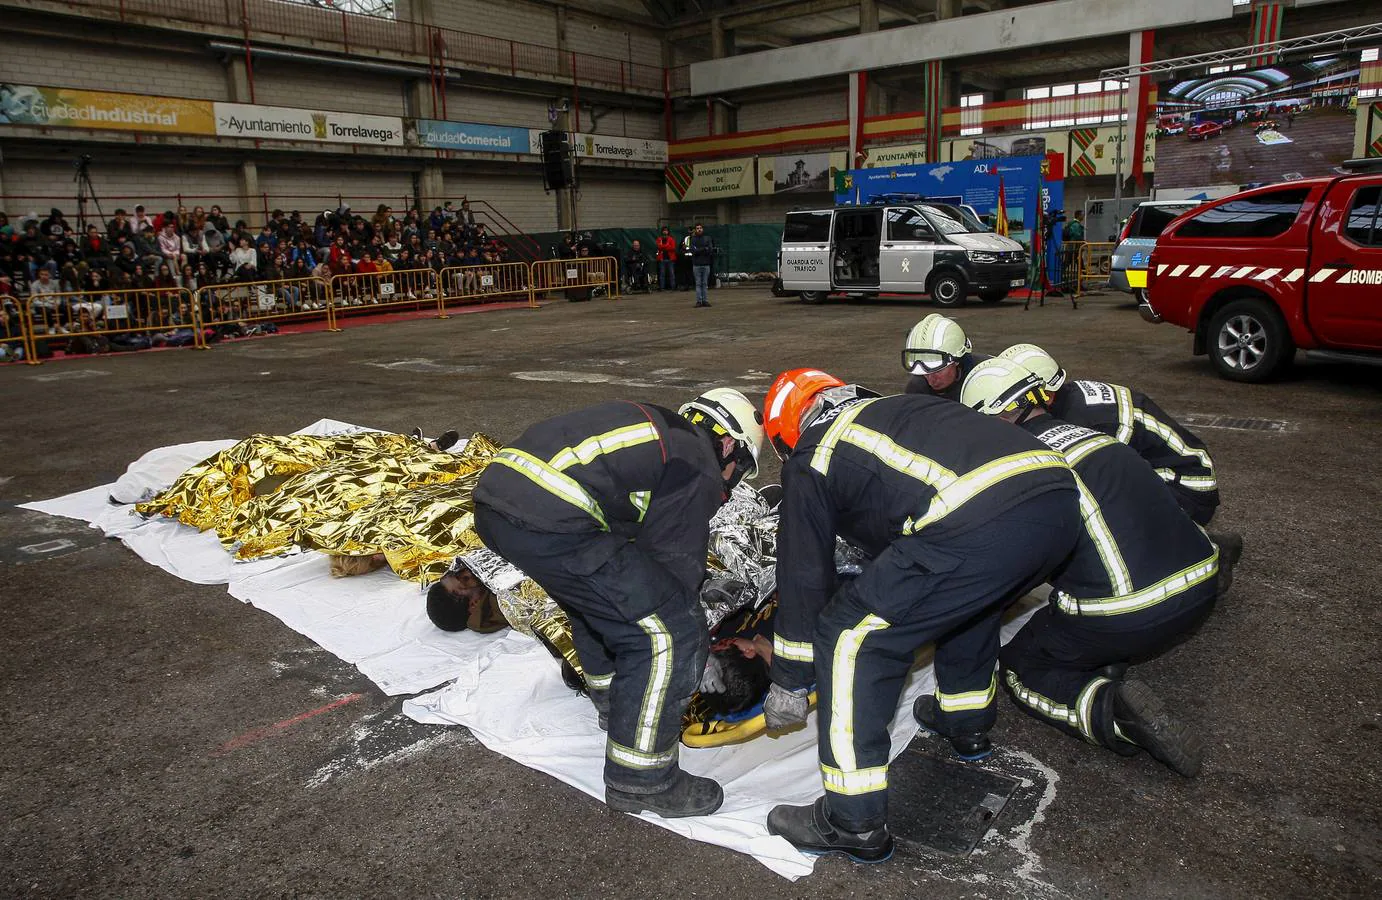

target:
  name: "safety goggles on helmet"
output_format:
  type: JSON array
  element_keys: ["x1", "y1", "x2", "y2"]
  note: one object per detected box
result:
[
  {"x1": 901, "y1": 348, "x2": 960, "y2": 375},
  {"x1": 998, "y1": 343, "x2": 1067, "y2": 392}
]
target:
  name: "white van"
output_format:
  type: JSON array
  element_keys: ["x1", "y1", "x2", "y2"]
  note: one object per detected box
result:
[{"x1": 778, "y1": 201, "x2": 1028, "y2": 305}]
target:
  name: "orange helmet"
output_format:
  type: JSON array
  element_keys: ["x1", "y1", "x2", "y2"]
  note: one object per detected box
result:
[{"x1": 763, "y1": 368, "x2": 846, "y2": 459}]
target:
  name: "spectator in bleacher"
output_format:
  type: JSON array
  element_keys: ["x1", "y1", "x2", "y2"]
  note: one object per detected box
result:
[
  {"x1": 289, "y1": 240, "x2": 317, "y2": 271},
  {"x1": 107, "y1": 209, "x2": 133, "y2": 244},
  {"x1": 42, "y1": 208, "x2": 70, "y2": 240},
  {"x1": 181, "y1": 225, "x2": 207, "y2": 270},
  {"x1": 655, "y1": 226, "x2": 677, "y2": 291},
  {"x1": 195, "y1": 260, "x2": 215, "y2": 288},
  {"x1": 157, "y1": 220, "x2": 181, "y2": 268},
  {"x1": 400, "y1": 210, "x2": 421, "y2": 243},
  {"x1": 382, "y1": 232, "x2": 403, "y2": 262},
  {"x1": 203, "y1": 222, "x2": 229, "y2": 276},
  {"x1": 0, "y1": 304, "x2": 25, "y2": 361},
  {"x1": 428, "y1": 206, "x2": 445, "y2": 232},
  {"x1": 459, "y1": 199, "x2": 476, "y2": 227},
  {"x1": 207, "y1": 205, "x2": 229, "y2": 235},
  {"x1": 130, "y1": 205, "x2": 153, "y2": 235},
  {"x1": 230, "y1": 237, "x2": 258, "y2": 280},
  {"x1": 328, "y1": 235, "x2": 351, "y2": 268},
  {"x1": 356, "y1": 250, "x2": 378, "y2": 277},
  {"x1": 179, "y1": 262, "x2": 199, "y2": 291},
  {"x1": 372, "y1": 204, "x2": 393, "y2": 234},
  {"x1": 0, "y1": 212, "x2": 13, "y2": 241}
]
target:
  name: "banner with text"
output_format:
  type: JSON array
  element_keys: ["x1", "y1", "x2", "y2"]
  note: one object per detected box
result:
[
  {"x1": 575, "y1": 132, "x2": 668, "y2": 164},
  {"x1": 0, "y1": 83, "x2": 214, "y2": 135},
  {"x1": 665, "y1": 158, "x2": 757, "y2": 202},
  {"x1": 860, "y1": 143, "x2": 929, "y2": 168},
  {"x1": 416, "y1": 119, "x2": 534, "y2": 153},
  {"x1": 213, "y1": 102, "x2": 404, "y2": 146},
  {"x1": 1067, "y1": 124, "x2": 1157, "y2": 177}
]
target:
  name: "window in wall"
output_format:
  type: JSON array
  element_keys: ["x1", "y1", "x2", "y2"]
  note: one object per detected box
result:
[
  {"x1": 960, "y1": 126, "x2": 984, "y2": 136},
  {"x1": 1078, "y1": 81, "x2": 1103, "y2": 94},
  {"x1": 1344, "y1": 186, "x2": 1382, "y2": 247},
  {"x1": 1175, "y1": 188, "x2": 1310, "y2": 240},
  {"x1": 1362, "y1": 48, "x2": 1379, "y2": 62},
  {"x1": 1104, "y1": 80, "x2": 1125, "y2": 92},
  {"x1": 1050, "y1": 118, "x2": 1075, "y2": 127},
  {"x1": 1052, "y1": 83, "x2": 1076, "y2": 97},
  {"x1": 1026, "y1": 120, "x2": 1051, "y2": 130},
  {"x1": 1025, "y1": 86, "x2": 1051, "y2": 100},
  {"x1": 961, "y1": 93, "x2": 985, "y2": 108}
]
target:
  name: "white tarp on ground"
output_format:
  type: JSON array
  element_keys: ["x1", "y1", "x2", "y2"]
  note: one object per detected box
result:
[{"x1": 21, "y1": 419, "x2": 1040, "y2": 879}]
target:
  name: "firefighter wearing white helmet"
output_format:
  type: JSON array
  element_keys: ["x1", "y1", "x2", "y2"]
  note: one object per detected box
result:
[
  {"x1": 960, "y1": 357, "x2": 1219, "y2": 777},
  {"x1": 473, "y1": 389, "x2": 763, "y2": 820},
  {"x1": 901, "y1": 313, "x2": 991, "y2": 400},
  {"x1": 996, "y1": 344, "x2": 1223, "y2": 530}
]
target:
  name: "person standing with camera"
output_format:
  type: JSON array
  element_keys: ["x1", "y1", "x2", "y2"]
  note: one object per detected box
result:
[{"x1": 689, "y1": 224, "x2": 713, "y2": 308}]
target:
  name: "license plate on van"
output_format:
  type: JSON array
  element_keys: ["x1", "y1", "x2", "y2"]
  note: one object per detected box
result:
[{"x1": 1010, "y1": 279, "x2": 1024, "y2": 288}]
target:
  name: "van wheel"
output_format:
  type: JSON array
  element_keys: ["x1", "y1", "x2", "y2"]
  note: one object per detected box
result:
[
  {"x1": 799, "y1": 291, "x2": 826, "y2": 304},
  {"x1": 929, "y1": 272, "x2": 966, "y2": 307},
  {"x1": 978, "y1": 288, "x2": 1007, "y2": 304},
  {"x1": 1208, "y1": 298, "x2": 1293, "y2": 383}
]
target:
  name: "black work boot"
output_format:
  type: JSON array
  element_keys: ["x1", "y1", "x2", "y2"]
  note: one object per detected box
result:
[
  {"x1": 767, "y1": 797, "x2": 894, "y2": 863},
  {"x1": 606, "y1": 769, "x2": 724, "y2": 818},
  {"x1": 1209, "y1": 531, "x2": 1243, "y2": 598},
  {"x1": 1113, "y1": 678, "x2": 1204, "y2": 778},
  {"x1": 589, "y1": 688, "x2": 610, "y2": 732},
  {"x1": 912, "y1": 695, "x2": 992, "y2": 761}
]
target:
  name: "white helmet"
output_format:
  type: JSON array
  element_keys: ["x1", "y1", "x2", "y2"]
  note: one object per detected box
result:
[
  {"x1": 999, "y1": 343, "x2": 1066, "y2": 391},
  {"x1": 902, "y1": 314, "x2": 971, "y2": 375},
  {"x1": 680, "y1": 387, "x2": 765, "y2": 480},
  {"x1": 960, "y1": 357, "x2": 1048, "y2": 417}
]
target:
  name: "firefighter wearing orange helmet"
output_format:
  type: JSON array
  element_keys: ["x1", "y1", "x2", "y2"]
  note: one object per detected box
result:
[{"x1": 758, "y1": 368, "x2": 1081, "y2": 863}]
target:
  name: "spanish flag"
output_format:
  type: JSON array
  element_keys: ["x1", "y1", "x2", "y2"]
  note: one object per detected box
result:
[{"x1": 995, "y1": 176, "x2": 1010, "y2": 237}]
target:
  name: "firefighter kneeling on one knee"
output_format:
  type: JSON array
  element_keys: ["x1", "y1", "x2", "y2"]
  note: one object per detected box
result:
[
  {"x1": 472, "y1": 389, "x2": 764, "y2": 819},
  {"x1": 961, "y1": 356, "x2": 1222, "y2": 779},
  {"x1": 758, "y1": 368, "x2": 1082, "y2": 863}
]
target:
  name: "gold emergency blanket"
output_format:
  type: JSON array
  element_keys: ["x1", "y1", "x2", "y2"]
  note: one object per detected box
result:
[{"x1": 135, "y1": 431, "x2": 500, "y2": 566}]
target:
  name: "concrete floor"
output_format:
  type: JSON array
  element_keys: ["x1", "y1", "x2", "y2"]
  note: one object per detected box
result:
[{"x1": 2, "y1": 287, "x2": 1379, "y2": 898}]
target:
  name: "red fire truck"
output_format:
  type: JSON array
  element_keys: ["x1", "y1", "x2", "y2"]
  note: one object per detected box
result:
[{"x1": 1139, "y1": 161, "x2": 1382, "y2": 382}]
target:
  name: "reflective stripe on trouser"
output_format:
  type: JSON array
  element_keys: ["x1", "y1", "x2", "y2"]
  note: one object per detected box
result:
[
  {"x1": 812, "y1": 489, "x2": 1081, "y2": 832},
  {"x1": 999, "y1": 588, "x2": 1217, "y2": 751},
  {"x1": 473, "y1": 503, "x2": 708, "y2": 792}
]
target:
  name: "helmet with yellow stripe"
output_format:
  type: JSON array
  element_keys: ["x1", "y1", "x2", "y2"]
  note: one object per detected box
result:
[
  {"x1": 999, "y1": 343, "x2": 1066, "y2": 391},
  {"x1": 680, "y1": 388, "x2": 765, "y2": 488},
  {"x1": 961, "y1": 357, "x2": 1050, "y2": 419},
  {"x1": 902, "y1": 314, "x2": 971, "y2": 375}
]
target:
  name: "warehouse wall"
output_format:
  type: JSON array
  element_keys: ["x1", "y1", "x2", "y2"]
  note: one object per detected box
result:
[
  {"x1": 0, "y1": 32, "x2": 229, "y2": 100},
  {"x1": 446, "y1": 169, "x2": 557, "y2": 233},
  {"x1": 426, "y1": 0, "x2": 559, "y2": 46},
  {"x1": 249, "y1": 59, "x2": 405, "y2": 117},
  {"x1": 576, "y1": 176, "x2": 666, "y2": 229},
  {"x1": 2, "y1": 157, "x2": 243, "y2": 220},
  {"x1": 737, "y1": 93, "x2": 847, "y2": 131}
]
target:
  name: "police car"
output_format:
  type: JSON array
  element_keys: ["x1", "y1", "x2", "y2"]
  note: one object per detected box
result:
[{"x1": 778, "y1": 196, "x2": 1028, "y2": 305}]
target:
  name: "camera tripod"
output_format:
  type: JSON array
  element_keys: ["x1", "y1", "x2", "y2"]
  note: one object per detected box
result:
[{"x1": 74, "y1": 155, "x2": 106, "y2": 232}]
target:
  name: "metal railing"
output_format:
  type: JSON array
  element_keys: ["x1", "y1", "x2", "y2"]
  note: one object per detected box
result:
[
  {"x1": 1, "y1": 296, "x2": 35, "y2": 363},
  {"x1": 196, "y1": 275, "x2": 335, "y2": 333},
  {"x1": 329, "y1": 268, "x2": 446, "y2": 321},
  {"x1": 440, "y1": 261, "x2": 533, "y2": 308},
  {"x1": 12, "y1": 0, "x2": 682, "y2": 95},
  {"x1": 23, "y1": 285, "x2": 204, "y2": 360},
  {"x1": 1076, "y1": 242, "x2": 1116, "y2": 296},
  {"x1": 530, "y1": 256, "x2": 620, "y2": 302}
]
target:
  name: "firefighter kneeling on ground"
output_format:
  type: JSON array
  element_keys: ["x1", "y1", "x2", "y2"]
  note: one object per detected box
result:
[
  {"x1": 997, "y1": 343, "x2": 1242, "y2": 592},
  {"x1": 961, "y1": 357, "x2": 1224, "y2": 777},
  {"x1": 758, "y1": 368, "x2": 1081, "y2": 863},
  {"x1": 472, "y1": 389, "x2": 763, "y2": 819}
]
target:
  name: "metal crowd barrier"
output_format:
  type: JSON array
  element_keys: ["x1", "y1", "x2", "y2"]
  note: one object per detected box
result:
[
  {"x1": 1077, "y1": 242, "x2": 1116, "y2": 296},
  {"x1": 23, "y1": 286, "x2": 203, "y2": 362},
  {"x1": 330, "y1": 269, "x2": 446, "y2": 322},
  {"x1": 1, "y1": 294, "x2": 36, "y2": 364},
  {"x1": 530, "y1": 256, "x2": 621, "y2": 302},
  {"x1": 196, "y1": 275, "x2": 335, "y2": 335},
  {"x1": 440, "y1": 261, "x2": 533, "y2": 309}
]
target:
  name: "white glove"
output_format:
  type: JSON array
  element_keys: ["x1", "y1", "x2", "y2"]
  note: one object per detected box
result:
[
  {"x1": 763, "y1": 683, "x2": 810, "y2": 731},
  {"x1": 699, "y1": 655, "x2": 727, "y2": 694}
]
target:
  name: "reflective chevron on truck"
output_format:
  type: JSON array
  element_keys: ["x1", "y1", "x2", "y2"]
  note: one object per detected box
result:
[{"x1": 1152, "y1": 265, "x2": 1379, "y2": 284}]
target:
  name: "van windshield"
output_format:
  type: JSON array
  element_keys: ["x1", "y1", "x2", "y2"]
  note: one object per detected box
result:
[
  {"x1": 919, "y1": 207, "x2": 972, "y2": 235},
  {"x1": 922, "y1": 203, "x2": 988, "y2": 233}
]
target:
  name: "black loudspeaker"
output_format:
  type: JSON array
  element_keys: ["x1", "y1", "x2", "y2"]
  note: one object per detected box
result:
[{"x1": 541, "y1": 129, "x2": 574, "y2": 190}]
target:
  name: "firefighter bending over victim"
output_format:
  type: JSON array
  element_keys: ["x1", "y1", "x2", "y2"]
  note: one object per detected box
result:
[
  {"x1": 998, "y1": 343, "x2": 1242, "y2": 591},
  {"x1": 900, "y1": 313, "x2": 991, "y2": 400},
  {"x1": 472, "y1": 389, "x2": 764, "y2": 819},
  {"x1": 758, "y1": 368, "x2": 1080, "y2": 863},
  {"x1": 961, "y1": 357, "x2": 1221, "y2": 777}
]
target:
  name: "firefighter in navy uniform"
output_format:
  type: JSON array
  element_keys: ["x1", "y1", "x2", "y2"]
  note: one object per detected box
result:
[
  {"x1": 998, "y1": 343, "x2": 1242, "y2": 591},
  {"x1": 758, "y1": 368, "x2": 1081, "y2": 863},
  {"x1": 901, "y1": 313, "x2": 991, "y2": 399},
  {"x1": 961, "y1": 358, "x2": 1220, "y2": 777},
  {"x1": 472, "y1": 389, "x2": 764, "y2": 819}
]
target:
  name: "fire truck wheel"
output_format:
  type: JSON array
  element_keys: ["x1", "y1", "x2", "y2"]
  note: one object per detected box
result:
[{"x1": 1208, "y1": 297, "x2": 1293, "y2": 383}]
